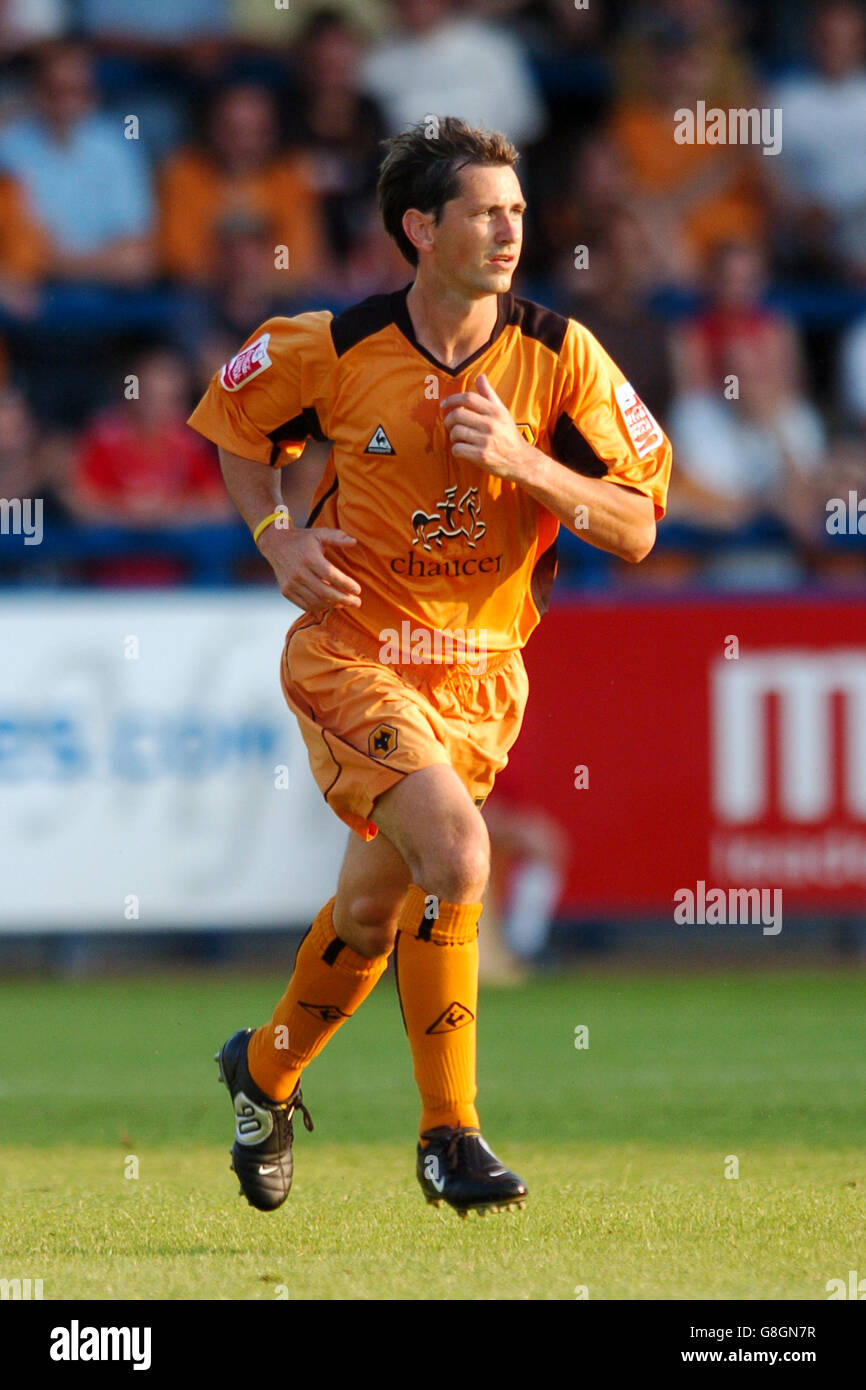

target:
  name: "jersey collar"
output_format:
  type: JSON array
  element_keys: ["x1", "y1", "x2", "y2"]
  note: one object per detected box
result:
[{"x1": 390, "y1": 282, "x2": 513, "y2": 377}]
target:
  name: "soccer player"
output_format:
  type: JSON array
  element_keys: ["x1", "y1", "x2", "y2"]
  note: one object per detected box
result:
[{"x1": 189, "y1": 118, "x2": 671, "y2": 1218}]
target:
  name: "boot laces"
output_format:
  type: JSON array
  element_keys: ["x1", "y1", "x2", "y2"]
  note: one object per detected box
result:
[
  {"x1": 426, "y1": 1126, "x2": 481, "y2": 1170},
  {"x1": 286, "y1": 1091, "x2": 314, "y2": 1133}
]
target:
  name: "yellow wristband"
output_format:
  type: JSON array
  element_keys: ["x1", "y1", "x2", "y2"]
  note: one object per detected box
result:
[{"x1": 252, "y1": 508, "x2": 293, "y2": 545}]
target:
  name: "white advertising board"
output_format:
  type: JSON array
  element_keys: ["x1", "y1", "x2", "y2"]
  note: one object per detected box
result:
[{"x1": 0, "y1": 592, "x2": 349, "y2": 930}]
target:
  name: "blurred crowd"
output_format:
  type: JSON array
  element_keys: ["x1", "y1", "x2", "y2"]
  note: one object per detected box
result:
[{"x1": 0, "y1": 0, "x2": 864, "y2": 589}]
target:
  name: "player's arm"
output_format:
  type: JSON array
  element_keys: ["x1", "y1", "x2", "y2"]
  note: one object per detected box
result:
[
  {"x1": 506, "y1": 442, "x2": 655, "y2": 563},
  {"x1": 219, "y1": 447, "x2": 361, "y2": 612},
  {"x1": 442, "y1": 375, "x2": 657, "y2": 563},
  {"x1": 188, "y1": 314, "x2": 361, "y2": 612}
]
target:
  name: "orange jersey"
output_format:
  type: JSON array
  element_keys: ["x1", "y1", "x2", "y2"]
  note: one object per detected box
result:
[
  {"x1": 188, "y1": 285, "x2": 672, "y2": 654},
  {"x1": 158, "y1": 150, "x2": 325, "y2": 285}
]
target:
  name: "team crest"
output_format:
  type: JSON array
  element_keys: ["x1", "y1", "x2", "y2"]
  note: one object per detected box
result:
[
  {"x1": 368, "y1": 723, "x2": 398, "y2": 759},
  {"x1": 220, "y1": 332, "x2": 272, "y2": 392},
  {"x1": 411, "y1": 484, "x2": 486, "y2": 552},
  {"x1": 516, "y1": 422, "x2": 537, "y2": 445}
]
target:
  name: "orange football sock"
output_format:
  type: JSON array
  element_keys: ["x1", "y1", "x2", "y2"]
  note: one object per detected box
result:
[
  {"x1": 247, "y1": 896, "x2": 390, "y2": 1101},
  {"x1": 393, "y1": 883, "x2": 482, "y2": 1137}
]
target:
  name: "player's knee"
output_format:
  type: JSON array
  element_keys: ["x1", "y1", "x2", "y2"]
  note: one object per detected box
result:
[
  {"x1": 411, "y1": 823, "x2": 490, "y2": 903},
  {"x1": 341, "y1": 893, "x2": 399, "y2": 958},
  {"x1": 350, "y1": 923, "x2": 397, "y2": 958},
  {"x1": 438, "y1": 853, "x2": 490, "y2": 903}
]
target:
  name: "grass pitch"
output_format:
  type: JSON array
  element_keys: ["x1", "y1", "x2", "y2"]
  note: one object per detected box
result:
[{"x1": 0, "y1": 968, "x2": 864, "y2": 1300}]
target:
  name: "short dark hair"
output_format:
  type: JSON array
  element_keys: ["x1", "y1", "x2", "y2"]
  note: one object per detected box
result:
[{"x1": 377, "y1": 117, "x2": 519, "y2": 266}]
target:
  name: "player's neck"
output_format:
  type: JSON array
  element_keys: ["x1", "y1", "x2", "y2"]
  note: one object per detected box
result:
[{"x1": 405, "y1": 277, "x2": 500, "y2": 371}]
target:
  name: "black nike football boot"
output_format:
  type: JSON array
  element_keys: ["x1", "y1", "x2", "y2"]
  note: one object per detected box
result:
[
  {"x1": 214, "y1": 1027, "x2": 313, "y2": 1212},
  {"x1": 417, "y1": 1126, "x2": 528, "y2": 1217}
]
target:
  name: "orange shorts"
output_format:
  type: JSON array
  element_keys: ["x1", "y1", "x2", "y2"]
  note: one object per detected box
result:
[{"x1": 280, "y1": 606, "x2": 530, "y2": 841}]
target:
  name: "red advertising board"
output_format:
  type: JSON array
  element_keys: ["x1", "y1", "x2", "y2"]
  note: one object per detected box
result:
[{"x1": 498, "y1": 598, "x2": 866, "y2": 913}]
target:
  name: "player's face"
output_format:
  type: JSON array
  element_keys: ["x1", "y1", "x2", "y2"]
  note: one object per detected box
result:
[{"x1": 432, "y1": 164, "x2": 525, "y2": 297}]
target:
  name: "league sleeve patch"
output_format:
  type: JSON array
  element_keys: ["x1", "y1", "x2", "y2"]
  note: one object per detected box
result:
[
  {"x1": 614, "y1": 381, "x2": 663, "y2": 458},
  {"x1": 220, "y1": 332, "x2": 272, "y2": 392}
]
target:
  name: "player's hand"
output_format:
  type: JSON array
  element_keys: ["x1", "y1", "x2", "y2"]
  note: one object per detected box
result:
[
  {"x1": 441, "y1": 373, "x2": 531, "y2": 480},
  {"x1": 257, "y1": 525, "x2": 362, "y2": 612}
]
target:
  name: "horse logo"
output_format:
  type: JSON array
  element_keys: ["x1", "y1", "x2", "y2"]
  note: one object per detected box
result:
[{"x1": 410, "y1": 486, "x2": 486, "y2": 551}]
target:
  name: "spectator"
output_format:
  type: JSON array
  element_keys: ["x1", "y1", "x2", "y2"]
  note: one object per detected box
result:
[
  {"x1": 0, "y1": 385, "x2": 74, "y2": 580},
  {"x1": 469, "y1": 0, "x2": 608, "y2": 131},
  {"x1": 0, "y1": 41, "x2": 155, "y2": 286},
  {"x1": 667, "y1": 243, "x2": 826, "y2": 536},
  {"x1": 553, "y1": 206, "x2": 675, "y2": 420},
  {"x1": 179, "y1": 204, "x2": 405, "y2": 386},
  {"x1": 804, "y1": 434, "x2": 866, "y2": 586},
  {"x1": 158, "y1": 83, "x2": 328, "y2": 293},
  {"x1": 181, "y1": 212, "x2": 301, "y2": 386},
  {"x1": 333, "y1": 201, "x2": 410, "y2": 301},
  {"x1": 229, "y1": 0, "x2": 389, "y2": 46},
  {"x1": 78, "y1": 0, "x2": 230, "y2": 42},
  {"x1": 823, "y1": 434, "x2": 866, "y2": 514},
  {"x1": 0, "y1": 0, "x2": 65, "y2": 52},
  {"x1": 672, "y1": 241, "x2": 805, "y2": 402},
  {"x1": 488, "y1": 0, "x2": 603, "y2": 55},
  {"x1": 0, "y1": 386, "x2": 44, "y2": 508},
  {"x1": 615, "y1": 0, "x2": 752, "y2": 108},
  {"x1": 767, "y1": 2, "x2": 866, "y2": 282},
  {"x1": 69, "y1": 348, "x2": 229, "y2": 528},
  {"x1": 665, "y1": 373, "x2": 827, "y2": 581},
  {"x1": 608, "y1": 20, "x2": 764, "y2": 276},
  {"x1": 840, "y1": 314, "x2": 866, "y2": 428},
  {"x1": 0, "y1": 174, "x2": 47, "y2": 315},
  {"x1": 361, "y1": 0, "x2": 547, "y2": 145},
  {"x1": 287, "y1": 9, "x2": 388, "y2": 265},
  {"x1": 532, "y1": 127, "x2": 692, "y2": 292}
]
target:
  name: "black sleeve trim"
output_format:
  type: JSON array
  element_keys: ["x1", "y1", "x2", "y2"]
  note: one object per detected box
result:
[
  {"x1": 508, "y1": 296, "x2": 569, "y2": 355},
  {"x1": 305, "y1": 475, "x2": 339, "y2": 529},
  {"x1": 550, "y1": 412, "x2": 608, "y2": 477},
  {"x1": 530, "y1": 537, "x2": 558, "y2": 620},
  {"x1": 330, "y1": 292, "x2": 398, "y2": 357},
  {"x1": 267, "y1": 407, "x2": 327, "y2": 466}
]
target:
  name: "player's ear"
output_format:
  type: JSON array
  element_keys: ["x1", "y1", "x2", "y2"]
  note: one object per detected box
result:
[{"x1": 402, "y1": 208, "x2": 435, "y2": 258}]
